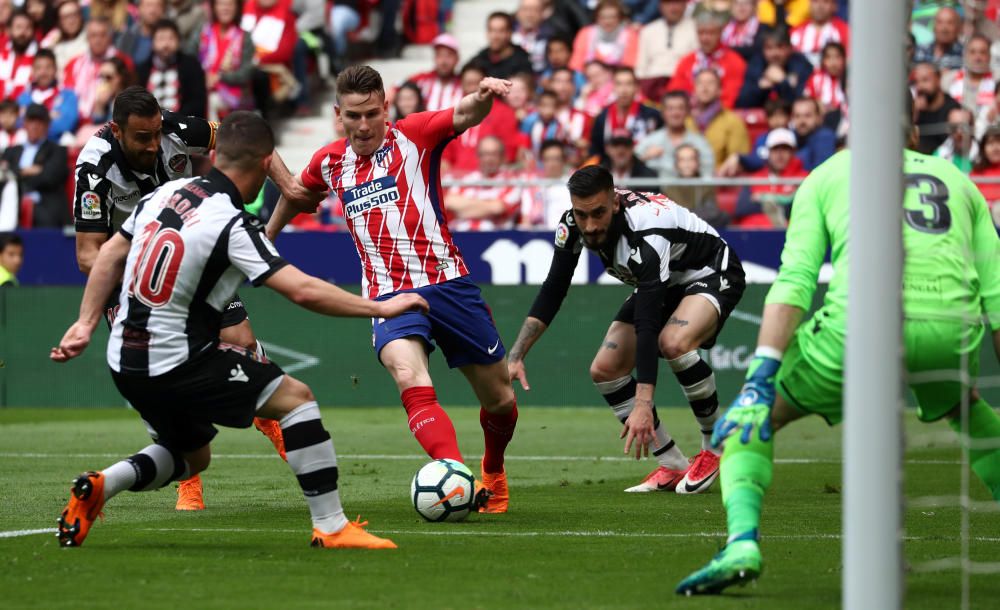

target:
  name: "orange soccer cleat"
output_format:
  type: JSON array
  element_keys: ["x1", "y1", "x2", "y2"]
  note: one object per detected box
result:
[
  {"x1": 310, "y1": 517, "x2": 397, "y2": 549},
  {"x1": 57, "y1": 471, "x2": 106, "y2": 547},
  {"x1": 254, "y1": 417, "x2": 287, "y2": 461},
  {"x1": 175, "y1": 474, "x2": 205, "y2": 511},
  {"x1": 478, "y1": 462, "x2": 509, "y2": 513}
]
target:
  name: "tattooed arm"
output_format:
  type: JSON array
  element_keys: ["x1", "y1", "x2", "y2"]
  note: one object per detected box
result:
[{"x1": 507, "y1": 317, "x2": 548, "y2": 390}]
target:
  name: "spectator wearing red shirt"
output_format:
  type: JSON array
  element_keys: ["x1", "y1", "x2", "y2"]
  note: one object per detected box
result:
[
  {"x1": 0, "y1": 10, "x2": 37, "y2": 101},
  {"x1": 444, "y1": 135, "x2": 527, "y2": 231},
  {"x1": 790, "y1": 0, "x2": 848, "y2": 68},
  {"x1": 550, "y1": 67, "x2": 592, "y2": 161},
  {"x1": 569, "y1": 0, "x2": 639, "y2": 72},
  {"x1": 64, "y1": 17, "x2": 132, "y2": 122},
  {"x1": 241, "y1": 0, "x2": 299, "y2": 105},
  {"x1": 403, "y1": 33, "x2": 462, "y2": 112},
  {"x1": 972, "y1": 126, "x2": 1000, "y2": 212},
  {"x1": 667, "y1": 9, "x2": 746, "y2": 109},
  {"x1": 733, "y1": 127, "x2": 808, "y2": 228},
  {"x1": 443, "y1": 62, "x2": 525, "y2": 172}
]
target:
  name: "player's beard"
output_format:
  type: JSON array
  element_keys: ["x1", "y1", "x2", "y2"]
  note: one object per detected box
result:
[{"x1": 126, "y1": 150, "x2": 158, "y2": 174}]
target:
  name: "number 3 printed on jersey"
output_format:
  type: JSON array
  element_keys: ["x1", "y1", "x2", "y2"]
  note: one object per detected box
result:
[{"x1": 129, "y1": 220, "x2": 185, "y2": 307}]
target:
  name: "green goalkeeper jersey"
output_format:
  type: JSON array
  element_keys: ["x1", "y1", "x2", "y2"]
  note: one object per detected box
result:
[{"x1": 766, "y1": 149, "x2": 1000, "y2": 330}]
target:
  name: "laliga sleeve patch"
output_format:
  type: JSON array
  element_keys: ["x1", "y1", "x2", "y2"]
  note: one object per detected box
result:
[
  {"x1": 81, "y1": 191, "x2": 102, "y2": 220},
  {"x1": 554, "y1": 222, "x2": 569, "y2": 247},
  {"x1": 168, "y1": 154, "x2": 188, "y2": 173}
]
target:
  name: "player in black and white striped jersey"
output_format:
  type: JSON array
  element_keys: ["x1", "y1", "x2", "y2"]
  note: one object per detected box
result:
[
  {"x1": 507, "y1": 165, "x2": 747, "y2": 495},
  {"x1": 71, "y1": 87, "x2": 319, "y2": 509},
  {"x1": 52, "y1": 112, "x2": 427, "y2": 550}
]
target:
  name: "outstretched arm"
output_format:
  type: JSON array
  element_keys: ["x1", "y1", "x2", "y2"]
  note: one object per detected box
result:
[
  {"x1": 452, "y1": 77, "x2": 513, "y2": 133},
  {"x1": 51, "y1": 233, "x2": 131, "y2": 362},
  {"x1": 507, "y1": 317, "x2": 548, "y2": 390},
  {"x1": 268, "y1": 152, "x2": 325, "y2": 211}
]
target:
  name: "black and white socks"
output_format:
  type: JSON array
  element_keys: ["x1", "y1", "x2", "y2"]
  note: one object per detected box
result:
[
  {"x1": 280, "y1": 401, "x2": 348, "y2": 534},
  {"x1": 101, "y1": 444, "x2": 189, "y2": 500},
  {"x1": 596, "y1": 375, "x2": 689, "y2": 470},
  {"x1": 668, "y1": 351, "x2": 722, "y2": 454}
]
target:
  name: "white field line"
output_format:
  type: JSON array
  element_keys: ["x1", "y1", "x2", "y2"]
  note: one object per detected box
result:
[
  {"x1": 3, "y1": 526, "x2": 999, "y2": 544},
  {"x1": 0, "y1": 452, "x2": 962, "y2": 465}
]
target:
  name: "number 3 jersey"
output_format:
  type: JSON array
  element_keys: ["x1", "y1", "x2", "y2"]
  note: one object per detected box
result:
[
  {"x1": 300, "y1": 109, "x2": 469, "y2": 299},
  {"x1": 766, "y1": 149, "x2": 1000, "y2": 329},
  {"x1": 108, "y1": 169, "x2": 287, "y2": 377}
]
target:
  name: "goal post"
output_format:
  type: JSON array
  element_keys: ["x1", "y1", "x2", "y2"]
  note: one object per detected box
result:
[{"x1": 843, "y1": 1, "x2": 909, "y2": 609}]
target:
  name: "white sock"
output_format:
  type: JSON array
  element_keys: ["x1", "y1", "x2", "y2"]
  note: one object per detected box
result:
[{"x1": 101, "y1": 444, "x2": 188, "y2": 500}]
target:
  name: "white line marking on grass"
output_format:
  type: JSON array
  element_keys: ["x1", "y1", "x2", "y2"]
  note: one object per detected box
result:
[
  {"x1": 0, "y1": 528, "x2": 57, "y2": 538},
  {"x1": 4, "y1": 526, "x2": 998, "y2": 544},
  {"x1": 0, "y1": 452, "x2": 963, "y2": 465}
]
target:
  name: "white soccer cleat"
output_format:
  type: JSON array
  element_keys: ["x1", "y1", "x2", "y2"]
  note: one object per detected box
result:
[
  {"x1": 624, "y1": 465, "x2": 688, "y2": 492},
  {"x1": 676, "y1": 450, "x2": 720, "y2": 495}
]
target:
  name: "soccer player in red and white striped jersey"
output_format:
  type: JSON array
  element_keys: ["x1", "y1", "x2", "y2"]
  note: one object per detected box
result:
[
  {"x1": 790, "y1": 0, "x2": 849, "y2": 68},
  {"x1": 402, "y1": 33, "x2": 463, "y2": 112},
  {"x1": 267, "y1": 65, "x2": 518, "y2": 514}
]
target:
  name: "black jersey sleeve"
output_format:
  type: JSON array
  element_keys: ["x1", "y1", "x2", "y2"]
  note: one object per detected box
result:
[
  {"x1": 629, "y1": 232, "x2": 672, "y2": 386},
  {"x1": 163, "y1": 111, "x2": 218, "y2": 153},
  {"x1": 73, "y1": 161, "x2": 115, "y2": 234},
  {"x1": 527, "y1": 210, "x2": 584, "y2": 325}
]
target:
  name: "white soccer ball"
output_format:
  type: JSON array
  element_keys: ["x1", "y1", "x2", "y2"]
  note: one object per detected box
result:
[{"x1": 410, "y1": 459, "x2": 476, "y2": 522}]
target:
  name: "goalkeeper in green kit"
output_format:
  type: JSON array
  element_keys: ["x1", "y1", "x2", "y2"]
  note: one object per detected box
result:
[{"x1": 676, "y1": 106, "x2": 1000, "y2": 595}]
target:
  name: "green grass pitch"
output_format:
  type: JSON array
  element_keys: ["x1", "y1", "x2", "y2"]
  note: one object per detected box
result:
[{"x1": 1, "y1": 406, "x2": 998, "y2": 609}]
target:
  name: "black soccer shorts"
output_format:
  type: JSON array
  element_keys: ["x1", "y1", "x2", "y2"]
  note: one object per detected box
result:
[
  {"x1": 613, "y1": 260, "x2": 746, "y2": 351},
  {"x1": 111, "y1": 343, "x2": 284, "y2": 452}
]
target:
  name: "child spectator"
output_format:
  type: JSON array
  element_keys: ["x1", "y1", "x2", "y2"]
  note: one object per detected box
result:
[
  {"x1": 0, "y1": 233, "x2": 23, "y2": 286},
  {"x1": 521, "y1": 90, "x2": 568, "y2": 161}
]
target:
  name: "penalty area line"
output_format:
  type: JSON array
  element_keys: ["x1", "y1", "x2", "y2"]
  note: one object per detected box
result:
[
  {"x1": 0, "y1": 452, "x2": 962, "y2": 465},
  {"x1": 3, "y1": 526, "x2": 999, "y2": 544}
]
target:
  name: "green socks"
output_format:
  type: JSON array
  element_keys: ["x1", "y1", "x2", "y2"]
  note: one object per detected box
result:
[
  {"x1": 949, "y1": 398, "x2": 1000, "y2": 501},
  {"x1": 720, "y1": 434, "x2": 774, "y2": 542}
]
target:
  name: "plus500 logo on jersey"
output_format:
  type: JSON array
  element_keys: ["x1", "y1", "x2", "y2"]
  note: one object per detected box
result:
[{"x1": 343, "y1": 176, "x2": 401, "y2": 218}]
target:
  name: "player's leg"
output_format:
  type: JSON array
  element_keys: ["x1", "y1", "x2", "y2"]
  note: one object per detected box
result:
[
  {"x1": 423, "y1": 277, "x2": 518, "y2": 512},
  {"x1": 460, "y1": 360, "x2": 517, "y2": 513},
  {"x1": 57, "y1": 391, "x2": 217, "y2": 548},
  {"x1": 678, "y1": 320, "x2": 841, "y2": 595},
  {"x1": 256, "y1": 375, "x2": 395, "y2": 548},
  {"x1": 380, "y1": 336, "x2": 464, "y2": 462},
  {"x1": 590, "y1": 319, "x2": 690, "y2": 491},
  {"x1": 908, "y1": 321, "x2": 1000, "y2": 501},
  {"x1": 220, "y1": 299, "x2": 287, "y2": 459}
]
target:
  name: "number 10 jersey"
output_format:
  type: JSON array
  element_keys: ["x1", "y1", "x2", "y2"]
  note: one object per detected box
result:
[{"x1": 108, "y1": 169, "x2": 288, "y2": 377}]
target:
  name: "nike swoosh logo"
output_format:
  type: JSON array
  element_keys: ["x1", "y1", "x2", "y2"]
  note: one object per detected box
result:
[
  {"x1": 682, "y1": 468, "x2": 720, "y2": 493},
  {"x1": 431, "y1": 486, "x2": 466, "y2": 507},
  {"x1": 487, "y1": 339, "x2": 500, "y2": 355}
]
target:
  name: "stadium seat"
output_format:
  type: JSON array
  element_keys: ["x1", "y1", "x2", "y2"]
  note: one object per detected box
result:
[
  {"x1": 735, "y1": 108, "x2": 769, "y2": 146},
  {"x1": 715, "y1": 187, "x2": 739, "y2": 215}
]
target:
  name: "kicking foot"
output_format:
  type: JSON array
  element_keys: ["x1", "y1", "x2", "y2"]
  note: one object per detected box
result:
[
  {"x1": 175, "y1": 474, "x2": 205, "y2": 511},
  {"x1": 479, "y1": 463, "x2": 509, "y2": 513},
  {"x1": 57, "y1": 471, "x2": 106, "y2": 547},
  {"x1": 624, "y1": 465, "x2": 688, "y2": 492},
  {"x1": 310, "y1": 517, "x2": 397, "y2": 549},
  {"x1": 676, "y1": 538, "x2": 762, "y2": 596},
  {"x1": 676, "y1": 450, "x2": 720, "y2": 495}
]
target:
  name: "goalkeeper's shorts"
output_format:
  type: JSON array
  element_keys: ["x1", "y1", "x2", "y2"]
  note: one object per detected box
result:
[{"x1": 776, "y1": 310, "x2": 984, "y2": 425}]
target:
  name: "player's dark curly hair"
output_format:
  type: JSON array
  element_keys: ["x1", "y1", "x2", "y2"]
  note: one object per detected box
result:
[
  {"x1": 112, "y1": 86, "x2": 160, "y2": 127},
  {"x1": 336, "y1": 65, "x2": 385, "y2": 102},
  {"x1": 567, "y1": 165, "x2": 614, "y2": 199}
]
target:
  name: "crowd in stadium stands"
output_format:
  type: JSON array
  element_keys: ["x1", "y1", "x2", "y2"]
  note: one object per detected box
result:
[{"x1": 2, "y1": 0, "x2": 1000, "y2": 232}]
